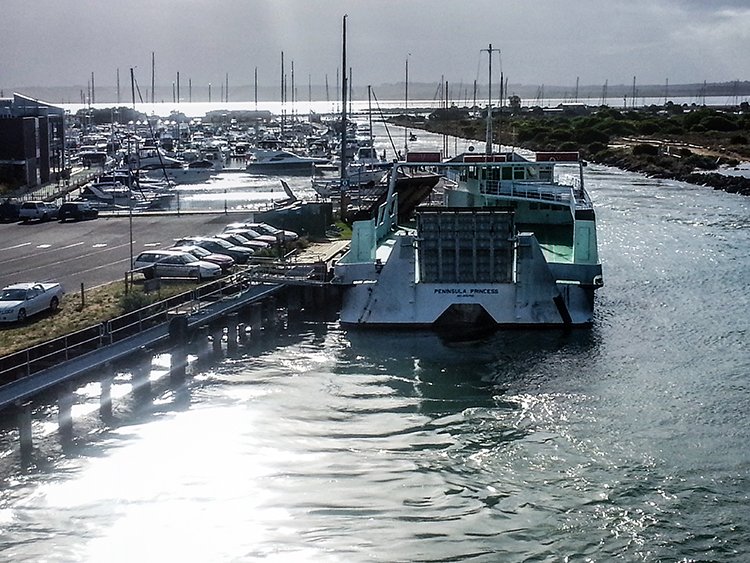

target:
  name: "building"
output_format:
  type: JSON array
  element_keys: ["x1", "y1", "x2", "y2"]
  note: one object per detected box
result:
[{"x1": 0, "y1": 93, "x2": 66, "y2": 190}]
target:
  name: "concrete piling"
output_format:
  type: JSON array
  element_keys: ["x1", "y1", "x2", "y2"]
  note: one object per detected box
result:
[
  {"x1": 17, "y1": 401, "x2": 33, "y2": 466},
  {"x1": 226, "y1": 313, "x2": 239, "y2": 353},
  {"x1": 58, "y1": 386, "x2": 74, "y2": 442},
  {"x1": 211, "y1": 325, "x2": 224, "y2": 356},
  {"x1": 249, "y1": 303, "x2": 263, "y2": 339},
  {"x1": 237, "y1": 323, "x2": 248, "y2": 344},
  {"x1": 169, "y1": 315, "x2": 189, "y2": 382},
  {"x1": 100, "y1": 364, "x2": 113, "y2": 421}
]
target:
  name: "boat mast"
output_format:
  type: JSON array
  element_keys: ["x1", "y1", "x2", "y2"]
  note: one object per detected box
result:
[
  {"x1": 340, "y1": 15, "x2": 348, "y2": 181},
  {"x1": 404, "y1": 54, "x2": 409, "y2": 157},
  {"x1": 367, "y1": 84, "x2": 373, "y2": 147}
]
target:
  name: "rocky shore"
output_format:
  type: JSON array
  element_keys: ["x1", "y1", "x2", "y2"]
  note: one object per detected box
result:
[{"x1": 391, "y1": 103, "x2": 750, "y2": 196}]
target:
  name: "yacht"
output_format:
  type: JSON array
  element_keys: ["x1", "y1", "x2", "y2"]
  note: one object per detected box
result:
[{"x1": 245, "y1": 149, "x2": 330, "y2": 175}]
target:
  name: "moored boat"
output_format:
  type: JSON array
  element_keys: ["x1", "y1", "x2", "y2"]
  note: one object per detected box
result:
[
  {"x1": 245, "y1": 149, "x2": 330, "y2": 175},
  {"x1": 332, "y1": 151, "x2": 604, "y2": 328}
]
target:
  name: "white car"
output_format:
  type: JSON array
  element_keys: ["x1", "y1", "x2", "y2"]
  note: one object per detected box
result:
[
  {"x1": 133, "y1": 249, "x2": 222, "y2": 281},
  {"x1": 0, "y1": 282, "x2": 64, "y2": 323},
  {"x1": 224, "y1": 222, "x2": 298, "y2": 242},
  {"x1": 19, "y1": 201, "x2": 60, "y2": 222}
]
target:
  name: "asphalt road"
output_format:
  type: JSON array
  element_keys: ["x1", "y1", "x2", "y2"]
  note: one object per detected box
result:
[{"x1": 0, "y1": 212, "x2": 250, "y2": 291}]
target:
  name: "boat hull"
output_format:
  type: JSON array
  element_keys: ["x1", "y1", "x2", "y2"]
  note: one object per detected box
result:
[{"x1": 336, "y1": 231, "x2": 599, "y2": 328}]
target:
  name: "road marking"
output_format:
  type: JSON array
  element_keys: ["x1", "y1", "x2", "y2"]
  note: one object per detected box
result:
[
  {"x1": 92, "y1": 243, "x2": 107, "y2": 248},
  {"x1": 0, "y1": 242, "x2": 32, "y2": 251},
  {"x1": 37, "y1": 244, "x2": 52, "y2": 248}
]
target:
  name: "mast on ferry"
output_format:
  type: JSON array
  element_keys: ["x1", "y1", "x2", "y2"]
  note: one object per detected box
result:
[
  {"x1": 482, "y1": 44, "x2": 500, "y2": 155},
  {"x1": 339, "y1": 15, "x2": 348, "y2": 183}
]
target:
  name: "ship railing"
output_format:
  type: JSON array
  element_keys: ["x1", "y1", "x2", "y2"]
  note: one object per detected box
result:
[{"x1": 481, "y1": 180, "x2": 575, "y2": 204}]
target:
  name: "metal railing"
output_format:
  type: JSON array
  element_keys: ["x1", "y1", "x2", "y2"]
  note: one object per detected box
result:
[
  {"x1": 480, "y1": 180, "x2": 576, "y2": 203},
  {"x1": 0, "y1": 274, "x2": 251, "y2": 384}
]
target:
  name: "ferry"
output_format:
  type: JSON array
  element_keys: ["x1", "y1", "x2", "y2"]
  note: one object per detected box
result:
[{"x1": 332, "y1": 150, "x2": 604, "y2": 328}]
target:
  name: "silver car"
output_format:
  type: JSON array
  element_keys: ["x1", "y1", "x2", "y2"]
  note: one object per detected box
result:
[{"x1": 133, "y1": 249, "x2": 222, "y2": 281}]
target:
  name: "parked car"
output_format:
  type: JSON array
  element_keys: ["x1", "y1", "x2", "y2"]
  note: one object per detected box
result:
[
  {"x1": 215, "y1": 231, "x2": 271, "y2": 252},
  {"x1": 173, "y1": 237, "x2": 254, "y2": 264},
  {"x1": 0, "y1": 198, "x2": 22, "y2": 222},
  {"x1": 221, "y1": 224, "x2": 277, "y2": 245},
  {"x1": 170, "y1": 244, "x2": 235, "y2": 273},
  {"x1": 0, "y1": 282, "x2": 64, "y2": 323},
  {"x1": 59, "y1": 201, "x2": 99, "y2": 222},
  {"x1": 225, "y1": 221, "x2": 298, "y2": 242},
  {"x1": 19, "y1": 201, "x2": 60, "y2": 222},
  {"x1": 132, "y1": 249, "x2": 222, "y2": 281}
]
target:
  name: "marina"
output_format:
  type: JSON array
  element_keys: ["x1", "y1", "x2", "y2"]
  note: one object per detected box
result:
[
  {"x1": 0, "y1": 116, "x2": 748, "y2": 561},
  {"x1": 2, "y1": 1, "x2": 750, "y2": 560}
]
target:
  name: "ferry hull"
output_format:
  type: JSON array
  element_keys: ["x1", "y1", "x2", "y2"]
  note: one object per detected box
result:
[{"x1": 337, "y1": 232, "x2": 598, "y2": 328}]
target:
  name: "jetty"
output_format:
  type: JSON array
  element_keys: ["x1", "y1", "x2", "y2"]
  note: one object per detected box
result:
[{"x1": 0, "y1": 240, "x2": 348, "y2": 465}]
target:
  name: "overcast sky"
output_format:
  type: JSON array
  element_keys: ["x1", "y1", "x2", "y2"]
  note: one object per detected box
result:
[{"x1": 2, "y1": 0, "x2": 749, "y2": 91}]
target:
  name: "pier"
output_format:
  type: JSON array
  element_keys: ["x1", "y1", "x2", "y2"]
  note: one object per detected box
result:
[{"x1": 0, "y1": 240, "x2": 347, "y2": 465}]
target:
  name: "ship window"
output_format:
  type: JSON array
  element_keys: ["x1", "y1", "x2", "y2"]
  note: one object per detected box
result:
[
  {"x1": 502, "y1": 167, "x2": 512, "y2": 180},
  {"x1": 514, "y1": 167, "x2": 525, "y2": 180}
]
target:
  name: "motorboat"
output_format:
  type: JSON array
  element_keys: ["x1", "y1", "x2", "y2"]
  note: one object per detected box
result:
[{"x1": 245, "y1": 149, "x2": 330, "y2": 175}]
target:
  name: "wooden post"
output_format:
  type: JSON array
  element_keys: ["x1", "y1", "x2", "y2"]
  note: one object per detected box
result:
[{"x1": 80, "y1": 282, "x2": 85, "y2": 308}]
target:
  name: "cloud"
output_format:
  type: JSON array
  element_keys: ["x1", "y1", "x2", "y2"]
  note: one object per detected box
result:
[{"x1": 1, "y1": 0, "x2": 748, "y2": 90}]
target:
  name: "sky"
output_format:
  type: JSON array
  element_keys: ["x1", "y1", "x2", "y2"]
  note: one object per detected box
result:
[{"x1": 2, "y1": 0, "x2": 749, "y2": 93}]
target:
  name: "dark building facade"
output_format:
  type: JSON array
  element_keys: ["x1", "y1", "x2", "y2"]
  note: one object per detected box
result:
[{"x1": 0, "y1": 94, "x2": 65, "y2": 190}]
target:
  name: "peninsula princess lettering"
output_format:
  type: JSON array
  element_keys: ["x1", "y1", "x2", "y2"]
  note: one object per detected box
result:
[{"x1": 433, "y1": 288, "x2": 500, "y2": 295}]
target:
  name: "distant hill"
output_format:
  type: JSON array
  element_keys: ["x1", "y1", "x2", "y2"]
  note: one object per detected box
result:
[{"x1": 2, "y1": 81, "x2": 749, "y2": 106}]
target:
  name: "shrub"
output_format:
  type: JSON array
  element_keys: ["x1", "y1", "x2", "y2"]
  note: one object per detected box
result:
[
  {"x1": 576, "y1": 127, "x2": 610, "y2": 144},
  {"x1": 119, "y1": 290, "x2": 153, "y2": 313},
  {"x1": 730, "y1": 135, "x2": 748, "y2": 145},
  {"x1": 700, "y1": 115, "x2": 738, "y2": 132},
  {"x1": 632, "y1": 143, "x2": 659, "y2": 156}
]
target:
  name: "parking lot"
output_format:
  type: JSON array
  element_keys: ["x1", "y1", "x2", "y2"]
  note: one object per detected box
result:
[{"x1": 0, "y1": 212, "x2": 253, "y2": 291}]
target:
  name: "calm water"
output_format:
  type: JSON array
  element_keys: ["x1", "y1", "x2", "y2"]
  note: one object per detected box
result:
[{"x1": 0, "y1": 126, "x2": 749, "y2": 562}]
